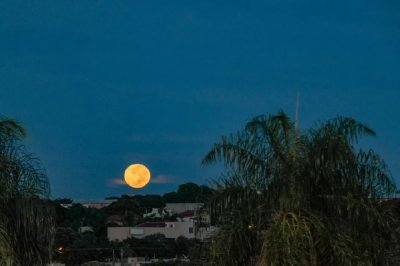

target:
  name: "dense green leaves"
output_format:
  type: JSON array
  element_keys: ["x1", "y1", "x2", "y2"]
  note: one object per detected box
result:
[
  {"x1": 0, "y1": 118, "x2": 54, "y2": 265},
  {"x1": 104, "y1": 195, "x2": 144, "y2": 226},
  {"x1": 201, "y1": 112, "x2": 397, "y2": 265},
  {"x1": 163, "y1": 183, "x2": 213, "y2": 203}
]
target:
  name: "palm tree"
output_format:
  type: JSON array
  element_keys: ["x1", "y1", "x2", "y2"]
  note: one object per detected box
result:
[
  {"x1": 0, "y1": 118, "x2": 54, "y2": 265},
  {"x1": 201, "y1": 111, "x2": 397, "y2": 265}
]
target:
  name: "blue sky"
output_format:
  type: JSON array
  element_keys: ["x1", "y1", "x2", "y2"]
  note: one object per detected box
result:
[{"x1": 1, "y1": 0, "x2": 399, "y2": 199}]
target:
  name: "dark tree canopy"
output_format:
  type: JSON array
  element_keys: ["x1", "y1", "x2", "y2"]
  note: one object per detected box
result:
[
  {"x1": 0, "y1": 118, "x2": 54, "y2": 265},
  {"x1": 200, "y1": 111, "x2": 397, "y2": 266},
  {"x1": 163, "y1": 183, "x2": 213, "y2": 203}
]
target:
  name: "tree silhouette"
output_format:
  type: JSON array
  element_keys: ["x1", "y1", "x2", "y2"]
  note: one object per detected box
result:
[
  {"x1": 0, "y1": 118, "x2": 54, "y2": 265},
  {"x1": 202, "y1": 111, "x2": 397, "y2": 265}
]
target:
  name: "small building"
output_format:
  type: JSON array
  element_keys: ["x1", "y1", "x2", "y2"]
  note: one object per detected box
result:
[
  {"x1": 77, "y1": 199, "x2": 115, "y2": 209},
  {"x1": 108, "y1": 221, "x2": 195, "y2": 241},
  {"x1": 165, "y1": 203, "x2": 203, "y2": 214},
  {"x1": 107, "y1": 214, "x2": 125, "y2": 226},
  {"x1": 177, "y1": 210, "x2": 196, "y2": 222},
  {"x1": 143, "y1": 208, "x2": 169, "y2": 218}
]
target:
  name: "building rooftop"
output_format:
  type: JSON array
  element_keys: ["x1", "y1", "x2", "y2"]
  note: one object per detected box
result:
[
  {"x1": 137, "y1": 222, "x2": 166, "y2": 228},
  {"x1": 178, "y1": 210, "x2": 195, "y2": 218}
]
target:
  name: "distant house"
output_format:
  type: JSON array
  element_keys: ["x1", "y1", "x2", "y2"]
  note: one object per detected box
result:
[
  {"x1": 108, "y1": 202, "x2": 215, "y2": 241},
  {"x1": 107, "y1": 214, "x2": 124, "y2": 226},
  {"x1": 59, "y1": 199, "x2": 116, "y2": 209},
  {"x1": 138, "y1": 222, "x2": 166, "y2": 228},
  {"x1": 177, "y1": 210, "x2": 196, "y2": 222},
  {"x1": 165, "y1": 203, "x2": 203, "y2": 214},
  {"x1": 108, "y1": 221, "x2": 195, "y2": 241},
  {"x1": 76, "y1": 199, "x2": 115, "y2": 209},
  {"x1": 143, "y1": 207, "x2": 170, "y2": 218}
]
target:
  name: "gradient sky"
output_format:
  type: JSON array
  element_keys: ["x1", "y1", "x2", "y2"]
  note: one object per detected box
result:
[{"x1": 1, "y1": 0, "x2": 399, "y2": 199}]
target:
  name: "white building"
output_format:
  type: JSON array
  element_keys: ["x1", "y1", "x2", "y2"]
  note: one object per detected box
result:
[
  {"x1": 165, "y1": 203, "x2": 203, "y2": 214},
  {"x1": 108, "y1": 202, "x2": 217, "y2": 242},
  {"x1": 108, "y1": 221, "x2": 195, "y2": 241}
]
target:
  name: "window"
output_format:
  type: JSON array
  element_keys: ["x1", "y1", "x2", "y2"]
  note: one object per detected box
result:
[
  {"x1": 130, "y1": 228, "x2": 144, "y2": 235},
  {"x1": 189, "y1": 227, "x2": 193, "y2": 234}
]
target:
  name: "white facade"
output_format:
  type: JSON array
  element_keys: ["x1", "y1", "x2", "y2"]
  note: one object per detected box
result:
[
  {"x1": 165, "y1": 203, "x2": 203, "y2": 214},
  {"x1": 79, "y1": 226, "x2": 94, "y2": 233},
  {"x1": 108, "y1": 221, "x2": 195, "y2": 241}
]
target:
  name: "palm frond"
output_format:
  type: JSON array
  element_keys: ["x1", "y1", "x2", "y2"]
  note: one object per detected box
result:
[
  {"x1": 311, "y1": 117, "x2": 375, "y2": 144},
  {"x1": 200, "y1": 111, "x2": 397, "y2": 265},
  {"x1": 0, "y1": 119, "x2": 26, "y2": 140},
  {"x1": 0, "y1": 118, "x2": 54, "y2": 264},
  {"x1": 258, "y1": 211, "x2": 318, "y2": 266}
]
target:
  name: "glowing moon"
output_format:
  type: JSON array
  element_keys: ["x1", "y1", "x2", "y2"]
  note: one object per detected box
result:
[{"x1": 124, "y1": 164, "x2": 151, "y2": 189}]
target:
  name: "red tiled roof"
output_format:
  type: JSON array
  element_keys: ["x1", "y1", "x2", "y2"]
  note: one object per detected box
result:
[
  {"x1": 107, "y1": 215, "x2": 124, "y2": 222},
  {"x1": 178, "y1": 210, "x2": 195, "y2": 218},
  {"x1": 137, "y1": 222, "x2": 166, "y2": 228}
]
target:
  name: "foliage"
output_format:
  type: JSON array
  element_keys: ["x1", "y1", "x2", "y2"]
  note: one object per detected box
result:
[
  {"x1": 54, "y1": 198, "x2": 73, "y2": 204},
  {"x1": 49, "y1": 182, "x2": 211, "y2": 264},
  {"x1": 104, "y1": 195, "x2": 144, "y2": 226},
  {"x1": 117, "y1": 234, "x2": 199, "y2": 260},
  {"x1": 0, "y1": 118, "x2": 54, "y2": 265},
  {"x1": 66, "y1": 204, "x2": 107, "y2": 235},
  {"x1": 201, "y1": 111, "x2": 397, "y2": 265},
  {"x1": 52, "y1": 227, "x2": 78, "y2": 263},
  {"x1": 163, "y1": 183, "x2": 213, "y2": 203},
  {"x1": 135, "y1": 195, "x2": 166, "y2": 210},
  {"x1": 54, "y1": 231, "x2": 111, "y2": 266},
  {"x1": 147, "y1": 261, "x2": 191, "y2": 266}
]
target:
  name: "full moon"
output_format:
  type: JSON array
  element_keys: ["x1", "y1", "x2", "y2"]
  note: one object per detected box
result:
[{"x1": 124, "y1": 164, "x2": 151, "y2": 189}]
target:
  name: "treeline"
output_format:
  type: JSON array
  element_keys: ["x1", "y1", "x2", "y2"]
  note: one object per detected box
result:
[
  {"x1": 3, "y1": 111, "x2": 400, "y2": 266},
  {"x1": 52, "y1": 229, "x2": 200, "y2": 265},
  {"x1": 54, "y1": 182, "x2": 213, "y2": 228},
  {"x1": 51, "y1": 182, "x2": 212, "y2": 265}
]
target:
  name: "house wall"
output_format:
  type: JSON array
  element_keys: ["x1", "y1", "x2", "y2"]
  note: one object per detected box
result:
[
  {"x1": 165, "y1": 203, "x2": 203, "y2": 214},
  {"x1": 108, "y1": 222, "x2": 195, "y2": 241},
  {"x1": 143, "y1": 208, "x2": 162, "y2": 218},
  {"x1": 108, "y1": 227, "x2": 131, "y2": 241}
]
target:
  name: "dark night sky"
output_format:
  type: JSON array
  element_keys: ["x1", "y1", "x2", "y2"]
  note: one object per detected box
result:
[{"x1": 1, "y1": 0, "x2": 399, "y2": 199}]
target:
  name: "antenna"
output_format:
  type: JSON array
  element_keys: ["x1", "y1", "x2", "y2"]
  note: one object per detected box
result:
[{"x1": 294, "y1": 92, "x2": 300, "y2": 129}]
